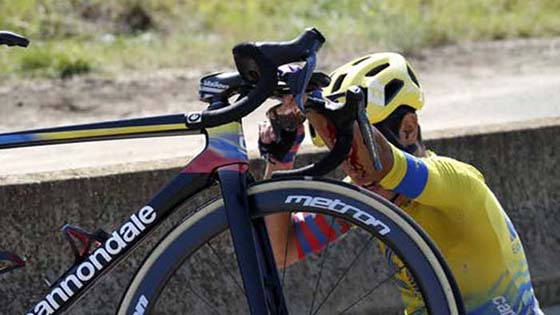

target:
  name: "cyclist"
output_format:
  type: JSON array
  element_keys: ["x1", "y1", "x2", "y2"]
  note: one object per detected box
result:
[{"x1": 260, "y1": 53, "x2": 544, "y2": 315}]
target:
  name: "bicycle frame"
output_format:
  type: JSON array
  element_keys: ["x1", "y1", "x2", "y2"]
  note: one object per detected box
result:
[{"x1": 0, "y1": 116, "x2": 286, "y2": 315}]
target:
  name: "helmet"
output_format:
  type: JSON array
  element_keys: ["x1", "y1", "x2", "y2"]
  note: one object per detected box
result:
[{"x1": 311, "y1": 53, "x2": 424, "y2": 147}]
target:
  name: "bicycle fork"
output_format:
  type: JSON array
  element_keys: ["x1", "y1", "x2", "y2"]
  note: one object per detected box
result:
[{"x1": 218, "y1": 165, "x2": 289, "y2": 315}]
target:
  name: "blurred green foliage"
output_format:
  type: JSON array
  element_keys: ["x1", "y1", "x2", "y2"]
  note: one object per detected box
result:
[
  {"x1": 17, "y1": 41, "x2": 93, "y2": 78},
  {"x1": 1, "y1": 0, "x2": 559, "y2": 78}
]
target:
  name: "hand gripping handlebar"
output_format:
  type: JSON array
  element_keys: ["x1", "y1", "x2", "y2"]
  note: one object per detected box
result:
[
  {"x1": 186, "y1": 28, "x2": 326, "y2": 129},
  {"x1": 271, "y1": 86, "x2": 365, "y2": 178}
]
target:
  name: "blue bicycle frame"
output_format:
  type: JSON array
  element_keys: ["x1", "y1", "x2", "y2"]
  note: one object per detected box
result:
[
  {"x1": 0, "y1": 117, "x2": 287, "y2": 314},
  {"x1": 2, "y1": 27, "x2": 327, "y2": 315}
]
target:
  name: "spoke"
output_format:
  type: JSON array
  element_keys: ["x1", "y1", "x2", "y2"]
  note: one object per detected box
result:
[
  {"x1": 312, "y1": 235, "x2": 375, "y2": 315},
  {"x1": 281, "y1": 212, "x2": 292, "y2": 287},
  {"x1": 187, "y1": 251, "x2": 223, "y2": 315},
  {"x1": 337, "y1": 265, "x2": 405, "y2": 314},
  {"x1": 308, "y1": 215, "x2": 337, "y2": 314},
  {"x1": 206, "y1": 240, "x2": 245, "y2": 293},
  {"x1": 186, "y1": 282, "x2": 223, "y2": 315}
]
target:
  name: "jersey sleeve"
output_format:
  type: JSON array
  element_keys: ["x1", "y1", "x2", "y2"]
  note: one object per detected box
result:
[
  {"x1": 292, "y1": 212, "x2": 352, "y2": 260},
  {"x1": 379, "y1": 144, "x2": 486, "y2": 210}
]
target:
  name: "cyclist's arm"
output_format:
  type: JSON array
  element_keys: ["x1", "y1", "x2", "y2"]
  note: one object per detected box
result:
[
  {"x1": 264, "y1": 163, "x2": 352, "y2": 267},
  {"x1": 266, "y1": 104, "x2": 396, "y2": 266},
  {"x1": 264, "y1": 159, "x2": 352, "y2": 267},
  {"x1": 263, "y1": 116, "x2": 354, "y2": 267},
  {"x1": 264, "y1": 158, "x2": 353, "y2": 266},
  {"x1": 379, "y1": 144, "x2": 486, "y2": 209},
  {"x1": 309, "y1": 103, "x2": 487, "y2": 209},
  {"x1": 263, "y1": 162, "x2": 301, "y2": 267},
  {"x1": 306, "y1": 110, "x2": 395, "y2": 186}
]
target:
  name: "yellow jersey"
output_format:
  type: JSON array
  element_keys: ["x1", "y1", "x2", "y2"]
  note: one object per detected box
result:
[
  {"x1": 377, "y1": 145, "x2": 543, "y2": 315},
  {"x1": 291, "y1": 144, "x2": 543, "y2": 314}
]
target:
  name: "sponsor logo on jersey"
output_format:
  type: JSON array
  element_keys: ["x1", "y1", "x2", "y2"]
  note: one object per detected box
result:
[{"x1": 493, "y1": 296, "x2": 515, "y2": 315}]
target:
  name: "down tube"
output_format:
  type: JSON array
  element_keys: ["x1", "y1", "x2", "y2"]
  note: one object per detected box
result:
[
  {"x1": 23, "y1": 173, "x2": 212, "y2": 315},
  {"x1": 23, "y1": 122, "x2": 249, "y2": 315}
]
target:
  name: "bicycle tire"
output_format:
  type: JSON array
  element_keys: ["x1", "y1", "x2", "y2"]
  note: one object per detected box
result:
[{"x1": 118, "y1": 179, "x2": 464, "y2": 315}]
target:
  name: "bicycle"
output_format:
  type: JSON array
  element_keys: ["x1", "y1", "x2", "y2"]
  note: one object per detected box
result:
[{"x1": 0, "y1": 28, "x2": 465, "y2": 315}]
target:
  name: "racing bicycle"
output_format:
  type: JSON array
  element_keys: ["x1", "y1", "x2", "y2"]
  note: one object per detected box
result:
[{"x1": 0, "y1": 29, "x2": 465, "y2": 314}]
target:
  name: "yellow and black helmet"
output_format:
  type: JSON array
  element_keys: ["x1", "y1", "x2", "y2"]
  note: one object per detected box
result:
[
  {"x1": 327, "y1": 52, "x2": 423, "y2": 122},
  {"x1": 312, "y1": 52, "x2": 424, "y2": 146}
]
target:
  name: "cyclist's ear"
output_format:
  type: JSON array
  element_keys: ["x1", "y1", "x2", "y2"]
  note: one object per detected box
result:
[{"x1": 398, "y1": 112, "x2": 419, "y2": 147}]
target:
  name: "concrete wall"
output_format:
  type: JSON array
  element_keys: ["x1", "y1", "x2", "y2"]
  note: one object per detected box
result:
[
  {"x1": 425, "y1": 123, "x2": 560, "y2": 308},
  {"x1": 0, "y1": 121, "x2": 558, "y2": 314}
]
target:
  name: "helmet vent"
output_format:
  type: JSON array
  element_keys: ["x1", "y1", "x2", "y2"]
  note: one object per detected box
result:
[
  {"x1": 384, "y1": 79, "x2": 404, "y2": 105},
  {"x1": 331, "y1": 74, "x2": 347, "y2": 93},
  {"x1": 365, "y1": 63, "x2": 389, "y2": 77},
  {"x1": 407, "y1": 65, "x2": 420, "y2": 87},
  {"x1": 351, "y1": 56, "x2": 370, "y2": 66}
]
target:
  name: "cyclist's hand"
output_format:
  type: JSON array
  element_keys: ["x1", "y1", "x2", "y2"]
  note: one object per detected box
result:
[
  {"x1": 259, "y1": 95, "x2": 305, "y2": 168},
  {"x1": 307, "y1": 100, "x2": 394, "y2": 187}
]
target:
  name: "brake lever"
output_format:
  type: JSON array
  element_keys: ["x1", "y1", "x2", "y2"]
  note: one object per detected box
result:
[
  {"x1": 356, "y1": 101, "x2": 383, "y2": 171},
  {"x1": 294, "y1": 49, "x2": 319, "y2": 111}
]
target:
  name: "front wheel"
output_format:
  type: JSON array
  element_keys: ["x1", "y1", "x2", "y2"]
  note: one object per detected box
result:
[{"x1": 118, "y1": 179, "x2": 464, "y2": 315}]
